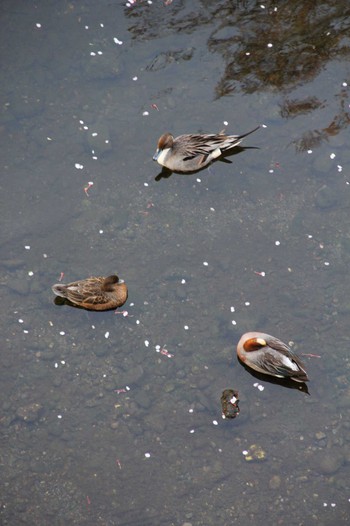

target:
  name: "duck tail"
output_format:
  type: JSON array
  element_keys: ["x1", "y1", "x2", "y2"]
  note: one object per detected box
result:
[{"x1": 237, "y1": 125, "x2": 260, "y2": 140}]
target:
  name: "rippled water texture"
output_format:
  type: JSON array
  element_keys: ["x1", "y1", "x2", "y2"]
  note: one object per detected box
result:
[{"x1": 1, "y1": 1, "x2": 350, "y2": 524}]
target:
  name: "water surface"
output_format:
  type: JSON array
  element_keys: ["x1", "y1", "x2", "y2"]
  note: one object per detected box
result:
[{"x1": 1, "y1": 1, "x2": 350, "y2": 524}]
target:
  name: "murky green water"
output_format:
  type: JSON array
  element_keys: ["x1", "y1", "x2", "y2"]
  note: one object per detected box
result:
[{"x1": 1, "y1": 1, "x2": 350, "y2": 524}]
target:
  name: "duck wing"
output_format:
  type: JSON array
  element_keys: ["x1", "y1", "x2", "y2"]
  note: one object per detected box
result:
[
  {"x1": 65, "y1": 277, "x2": 105, "y2": 305},
  {"x1": 180, "y1": 134, "x2": 228, "y2": 161},
  {"x1": 255, "y1": 348, "x2": 307, "y2": 379}
]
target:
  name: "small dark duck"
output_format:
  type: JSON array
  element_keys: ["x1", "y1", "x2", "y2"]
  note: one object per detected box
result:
[
  {"x1": 52, "y1": 274, "x2": 128, "y2": 311},
  {"x1": 237, "y1": 331, "x2": 309, "y2": 383},
  {"x1": 221, "y1": 389, "x2": 240, "y2": 419}
]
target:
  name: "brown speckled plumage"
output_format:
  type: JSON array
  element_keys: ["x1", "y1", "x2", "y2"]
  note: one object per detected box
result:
[{"x1": 52, "y1": 275, "x2": 128, "y2": 311}]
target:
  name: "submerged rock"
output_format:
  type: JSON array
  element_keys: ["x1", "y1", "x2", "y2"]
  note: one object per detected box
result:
[
  {"x1": 310, "y1": 448, "x2": 344, "y2": 475},
  {"x1": 314, "y1": 184, "x2": 338, "y2": 209},
  {"x1": 16, "y1": 403, "x2": 43, "y2": 423}
]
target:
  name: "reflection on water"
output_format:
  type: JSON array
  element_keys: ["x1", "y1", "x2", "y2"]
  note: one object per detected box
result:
[{"x1": 1, "y1": 0, "x2": 350, "y2": 524}]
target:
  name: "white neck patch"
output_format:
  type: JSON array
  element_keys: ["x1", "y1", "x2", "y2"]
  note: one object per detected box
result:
[{"x1": 156, "y1": 147, "x2": 171, "y2": 166}]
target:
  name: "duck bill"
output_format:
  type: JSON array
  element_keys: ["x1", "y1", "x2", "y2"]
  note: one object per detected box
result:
[{"x1": 153, "y1": 149, "x2": 160, "y2": 161}]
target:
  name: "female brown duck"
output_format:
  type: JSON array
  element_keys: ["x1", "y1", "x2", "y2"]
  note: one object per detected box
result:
[
  {"x1": 237, "y1": 332, "x2": 309, "y2": 383},
  {"x1": 52, "y1": 274, "x2": 128, "y2": 311}
]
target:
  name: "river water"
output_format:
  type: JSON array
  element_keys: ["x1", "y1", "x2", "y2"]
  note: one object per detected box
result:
[{"x1": 1, "y1": 1, "x2": 350, "y2": 524}]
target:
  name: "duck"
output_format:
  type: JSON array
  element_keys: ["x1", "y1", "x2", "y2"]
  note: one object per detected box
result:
[
  {"x1": 221, "y1": 389, "x2": 240, "y2": 419},
  {"x1": 52, "y1": 274, "x2": 128, "y2": 311},
  {"x1": 153, "y1": 126, "x2": 260, "y2": 173},
  {"x1": 236, "y1": 331, "x2": 309, "y2": 383}
]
